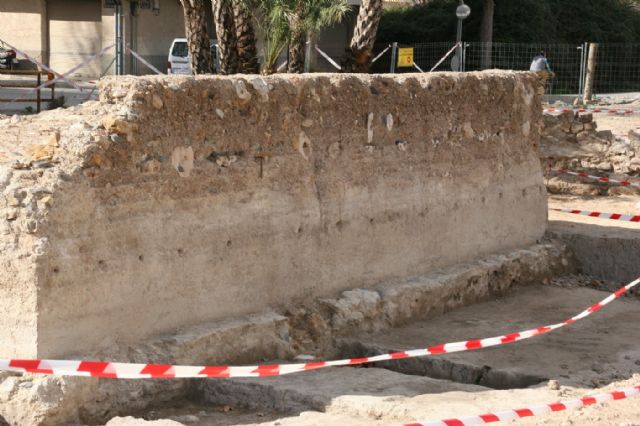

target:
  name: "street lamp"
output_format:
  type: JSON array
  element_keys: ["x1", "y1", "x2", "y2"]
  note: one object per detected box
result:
[{"x1": 455, "y1": 1, "x2": 471, "y2": 72}]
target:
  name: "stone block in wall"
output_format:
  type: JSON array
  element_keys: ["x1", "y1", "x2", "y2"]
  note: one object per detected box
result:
[
  {"x1": 570, "y1": 122, "x2": 584, "y2": 134},
  {"x1": 577, "y1": 111, "x2": 593, "y2": 123}
]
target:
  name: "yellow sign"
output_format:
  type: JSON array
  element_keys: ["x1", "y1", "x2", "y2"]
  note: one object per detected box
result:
[{"x1": 397, "y1": 47, "x2": 414, "y2": 67}]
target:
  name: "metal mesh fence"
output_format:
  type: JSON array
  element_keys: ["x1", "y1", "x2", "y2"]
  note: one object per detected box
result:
[
  {"x1": 394, "y1": 42, "x2": 640, "y2": 95},
  {"x1": 594, "y1": 44, "x2": 640, "y2": 94},
  {"x1": 462, "y1": 42, "x2": 584, "y2": 95},
  {"x1": 408, "y1": 42, "x2": 458, "y2": 73}
]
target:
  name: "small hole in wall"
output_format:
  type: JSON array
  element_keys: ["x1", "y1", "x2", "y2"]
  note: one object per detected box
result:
[
  {"x1": 335, "y1": 220, "x2": 344, "y2": 230},
  {"x1": 177, "y1": 248, "x2": 184, "y2": 255},
  {"x1": 53, "y1": 267, "x2": 59, "y2": 273},
  {"x1": 226, "y1": 240, "x2": 232, "y2": 247},
  {"x1": 522, "y1": 189, "x2": 527, "y2": 197},
  {"x1": 97, "y1": 260, "x2": 107, "y2": 271},
  {"x1": 498, "y1": 192, "x2": 503, "y2": 199},
  {"x1": 297, "y1": 226, "x2": 303, "y2": 234},
  {"x1": 481, "y1": 196, "x2": 486, "y2": 204},
  {"x1": 138, "y1": 255, "x2": 144, "y2": 261},
  {"x1": 369, "y1": 218, "x2": 374, "y2": 224}
]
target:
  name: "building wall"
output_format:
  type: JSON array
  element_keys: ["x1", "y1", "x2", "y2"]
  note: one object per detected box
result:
[
  {"x1": 48, "y1": 0, "x2": 102, "y2": 77},
  {"x1": 132, "y1": 0, "x2": 186, "y2": 74},
  {"x1": 0, "y1": 0, "x2": 46, "y2": 62}
]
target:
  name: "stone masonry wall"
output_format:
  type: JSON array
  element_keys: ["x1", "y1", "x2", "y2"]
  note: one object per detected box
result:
[{"x1": 0, "y1": 72, "x2": 547, "y2": 358}]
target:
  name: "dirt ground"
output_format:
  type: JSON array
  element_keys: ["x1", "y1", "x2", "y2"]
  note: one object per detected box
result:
[
  {"x1": 104, "y1": 278, "x2": 640, "y2": 426},
  {"x1": 97, "y1": 100, "x2": 640, "y2": 426}
]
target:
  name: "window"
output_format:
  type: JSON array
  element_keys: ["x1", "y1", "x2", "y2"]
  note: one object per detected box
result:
[{"x1": 171, "y1": 42, "x2": 189, "y2": 58}]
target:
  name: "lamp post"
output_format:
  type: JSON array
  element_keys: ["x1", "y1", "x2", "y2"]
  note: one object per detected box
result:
[{"x1": 455, "y1": 1, "x2": 471, "y2": 72}]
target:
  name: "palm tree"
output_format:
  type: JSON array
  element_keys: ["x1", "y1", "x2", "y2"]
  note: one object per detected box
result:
[
  {"x1": 286, "y1": 0, "x2": 349, "y2": 73},
  {"x1": 179, "y1": 0, "x2": 215, "y2": 74},
  {"x1": 212, "y1": 0, "x2": 239, "y2": 74},
  {"x1": 344, "y1": 0, "x2": 383, "y2": 73},
  {"x1": 480, "y1": 0, "x2": 495, "y2": 70},
  {"x1": 253, "y1": 0, "x2": 290, "y2": 74},
  {"x1": 232, "y1": 0, "x2": 261, "y2": 73}
]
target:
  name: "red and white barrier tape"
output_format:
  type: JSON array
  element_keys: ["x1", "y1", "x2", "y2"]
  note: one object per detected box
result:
[
  {"x1": 1, "y1": 277, "x2": 637, "y2": 379},
  {"x1": 404, "y1": 384, "x2": 640, "y2": 426},
  {"x1": 127, "y1": 46, "x2": 164, "y2": 76},
  {"x1": 550, "y1": 169, "x2": 640, "y2": 190},
  {"x1": 430, "y1": 42, "x2": 461, "y2": 72},
  {"x1": 544, "y1": 107, "x2": 640, "y2": 115},
  {"x1": 315, "y1": 45, "x2": 342, "y2": 71},
  {"x1": 551, "y1": 208, "x2": 640, "y2": 223},
  {"x1": 10, "y1": 44, "x2": 115, "y2": 104},
  {"x1": 0, "y1": 37, "x2": 82, "y2": 91},
  {"x1": 371, "y1": 45, "x2": 392, "y2": 65}
]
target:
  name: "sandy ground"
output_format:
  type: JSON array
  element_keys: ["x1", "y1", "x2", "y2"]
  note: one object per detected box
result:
[{"x1": 107, "y1": 282, "x2": 640, "y2": 426}]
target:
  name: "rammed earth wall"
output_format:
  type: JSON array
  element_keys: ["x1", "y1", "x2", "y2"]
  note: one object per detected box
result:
[{"x1": 0, "y1": 72, "x2": 546, "y2": 358}]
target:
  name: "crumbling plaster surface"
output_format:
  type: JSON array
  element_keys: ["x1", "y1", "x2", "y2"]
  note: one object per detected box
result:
[{"x1": 0, "y1": 72, "x2": 546, "y2": 359}]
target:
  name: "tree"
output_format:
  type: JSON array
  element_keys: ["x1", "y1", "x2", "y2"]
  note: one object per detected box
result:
[
  {"x1": 212, "y1": 0, "x2": 239, "y2": 74},
  {"x1": 480, "y1": 0, "x2": 494, "y2": 69},
  {"x1": 179, "y1": 0, "x2": 215, "y2": 74},
  {"x1": 232, "y1": 0, "x2": 261, "y2": 73},
  {"x1": 249, "y1": 0, "x2": 348, "y2": 74},
  {"x1": 344, "y1": 0, "x2": 383, "y2": 72},
  {"x1": 287, "y1": 0, "x2": 349, "y2": 73},
  {"x1": 252, "y1": 0, "x2": 290, "y2": 74}
]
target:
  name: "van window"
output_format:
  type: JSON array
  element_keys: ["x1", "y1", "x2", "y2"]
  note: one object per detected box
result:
[{"x1": 171, "y1": 42, "x2": 188, "y2": 58}]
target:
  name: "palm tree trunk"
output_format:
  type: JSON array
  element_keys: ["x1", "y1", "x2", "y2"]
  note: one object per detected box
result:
[
  {"x1": 212, "y1": 0, "x2": 239, "y2": 74},
  {"x1": 232, "y1": 0, "x2": 260, "y2": 74},
  {"x1": 345, "y1": 0, "x2": 383, "y2": 73},
  {"x1": 287, "y1": 17, "x2": 306, "y2": 73},
  {"x1": 480, "y1": 0, "x2": 495, "y2": 70},
  {"x1": 179, "y1": 0, "x2": 214, "y2": 74}
]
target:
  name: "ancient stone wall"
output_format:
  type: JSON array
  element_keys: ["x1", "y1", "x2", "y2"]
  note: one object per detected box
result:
[{"x1": 0, "y1": 72, "x2": 546, "y2": 358}]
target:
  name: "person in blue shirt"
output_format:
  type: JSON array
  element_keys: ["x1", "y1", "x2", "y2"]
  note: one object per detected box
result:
[
  {"x1": 530, "y1": 51, "x2": 552, "y2": 72},
  {"x1": 530, "y1": 51, "x2": 554, "y2": 93}
]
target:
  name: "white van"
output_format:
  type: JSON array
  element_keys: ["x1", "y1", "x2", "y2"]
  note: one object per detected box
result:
[{"x1": 168, "y1": 38, "x2": 219, "y2": 75}]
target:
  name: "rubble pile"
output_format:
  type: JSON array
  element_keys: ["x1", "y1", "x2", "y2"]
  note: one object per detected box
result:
[{"x1": 540, "y1": 110, "x2": 640, "y2": 195}]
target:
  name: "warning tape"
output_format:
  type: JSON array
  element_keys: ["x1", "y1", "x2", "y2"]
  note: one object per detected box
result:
[
  {"x1": 10, "y1": 44, "x2": 115, "y2": 105},
  {"x1": 127, "y1": 46, "x2": 164, "y2": 76},
  {"x1": 404, "y1": 384, "x2": 640, "y2": 426},
  {"x1": 550, "y1": 169, "x2": 640, "y2": 190},
  {"x1": 551, "y1": 208, "x2": 640, "y2": 223},
  {"x1": 371, "y1": 45, "x2": 391, "y2": 65},
  {"x1": 0, "y1": 37, "x2": 82, "y2": 91},
  {"x1": 0, "y1": 277, "x2": 637, "y2": 379},
  {"x1": 429, "y1": 42, "x2": 461, "y2": 73},
  {"x1": 544, "y1": 107, "x2": 640, "y2": 115},
  {"x1": 315, "y1": 45, "x2": 342, "y2": 71}
]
